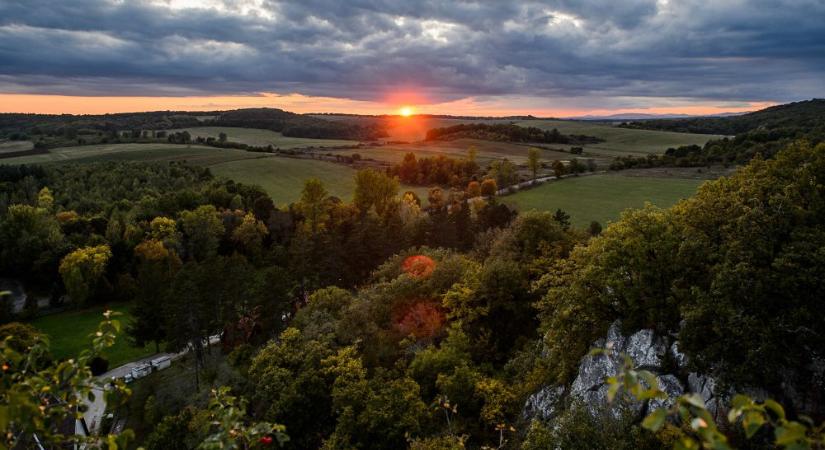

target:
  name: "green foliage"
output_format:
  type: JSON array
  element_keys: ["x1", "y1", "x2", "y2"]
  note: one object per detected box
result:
[
  {"x1": 527, "y1": 147, "x2": 541, "y2": 180},
  {"x1": 180, "y1": 205, "x2": 224, "y2": 261},
  {"x1": 58, "y1": 244, "x2": 112, "y2": 306},
  {"x1": 353, "y1": 168, "x2": 399, "y2": 215},
  {"x1": 521, "y1": 406, "x2": 670, "y2": 450},
  {"x1": 0, "y1": 310, "x2": 134, "y2": 449},
  {"x1": 607, "y1": 352, "x2": 825, "y2": 450},
  {"x1": 0, "y1": 203, "x2": 64, "y2": 276},
  {"x1": 248, "y1": 328, "x2": 336, "y2": 449},
  {"x1": 198, "y1": 386, "x2": 288, "y2": 450},
  {"x1": 425, "y1": 123, "x2": 602, "y2": 145},
  {"x1": 322, "y1": 346, "x2": 428, "y2": 449}
]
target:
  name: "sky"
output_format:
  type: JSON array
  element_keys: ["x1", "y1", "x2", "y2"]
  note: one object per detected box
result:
[{"x1": 0, "y1": 0, "x2": 823, "y2": 117}]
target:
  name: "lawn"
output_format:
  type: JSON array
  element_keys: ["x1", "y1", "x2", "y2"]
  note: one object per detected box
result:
[
  {"x1": 503, "y1": 173, "x2": 705, "y2": 227},
  {"x1": 30, "y1": 302, "x2": 153, "y2": 368},
  {"x1": 174, "y1": 127, "x2": 357, "y2": 149}
]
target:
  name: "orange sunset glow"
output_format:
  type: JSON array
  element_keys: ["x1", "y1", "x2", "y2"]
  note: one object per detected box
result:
[{"x1": 0, "y1": 93, "x2": 772, "y2": 118}]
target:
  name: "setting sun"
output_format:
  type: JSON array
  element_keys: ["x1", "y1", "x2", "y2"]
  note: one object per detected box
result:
[{"x1": 399, "y1": 106, "x2": 414, "y2": 117}]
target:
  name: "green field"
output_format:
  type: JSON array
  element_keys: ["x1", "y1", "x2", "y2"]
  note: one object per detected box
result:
[
  {"x1": 326, "y1": 138, "x2": 587, "y2": 166},
  {"x1": 0, "y1": 143, "x2": 428, "y2": 206},
  {"x1": 30, "y1": 303, "x2": 153, "y2": 367},
  {"x1": 0, "y1": 143, "x2": 261, "y2": 166},
  {"x1": 175, "y1": 127, "x2": 357, "y2": 149},
  {"x1": 211, "y1": 156, "x2": 358, "y2": 204},
  {"x1": 504, "y1": 174, "x2": 704, "y2": 227},
  {"x1": 516, "y1": 119, "x2": 723, "y2": 157}
]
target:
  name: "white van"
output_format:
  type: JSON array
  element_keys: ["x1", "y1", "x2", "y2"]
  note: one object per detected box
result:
[
  {"x1": 151, "y1": 356, "x2": 171, "y2": 371},
  {"x1": 131, "y1": 364, "x2": 152, "y2": 379}
]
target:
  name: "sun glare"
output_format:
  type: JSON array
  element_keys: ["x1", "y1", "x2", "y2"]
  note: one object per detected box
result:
[{"x1": 399, "y1": 106, "x2": 414, "y2": 117}]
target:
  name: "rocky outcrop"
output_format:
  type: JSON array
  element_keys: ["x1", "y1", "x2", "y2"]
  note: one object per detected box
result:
[{"x1": 523, "y1": 320, "x2": 718, "y2": 423}]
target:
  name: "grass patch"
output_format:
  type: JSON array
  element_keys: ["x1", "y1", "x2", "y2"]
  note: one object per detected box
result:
[
  {"x1": 503, "y1": 173, "x2": 705, "y2": 227},
  {"x1": 30, "y1": 302, "x2": 153, "y2": 367}
]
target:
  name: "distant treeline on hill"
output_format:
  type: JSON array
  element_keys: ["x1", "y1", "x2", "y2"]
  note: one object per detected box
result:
[
  {"x1": 0, "y1": 108, "x2": 387, "y2": 142},
  {"x1": 425, "y1": 123, "x2": 602, "y2": 145},
  {"x1": 210, "y1": 108, "x2": 387, "y2": 140},
  {"x1": 615, "y1": 99, "x2": 825, "y2": 165}
]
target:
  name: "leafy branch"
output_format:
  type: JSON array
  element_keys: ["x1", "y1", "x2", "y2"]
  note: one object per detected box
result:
[{"x1": 602, "y1": 350, "x2": 825, "y2": 450}]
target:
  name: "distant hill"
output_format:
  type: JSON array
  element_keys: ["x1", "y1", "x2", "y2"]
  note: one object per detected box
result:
[
  {"x1": 612, "y1": 99, "x2": 825, "y2": 166},
  {"x1": 569, "y1": 112, "x2": 745, "y2": 121},
  {"x1": 0, "y1": 108, "x2": 387, "y2": 142},
  {"x1": 619, "y1": 99, "x2": 825, "y2": 136}
]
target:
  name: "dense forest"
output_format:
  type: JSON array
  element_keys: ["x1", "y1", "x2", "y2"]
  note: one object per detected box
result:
[
  {"x1": 3, "y1": 139, "x2": 824, "y2": 449},
  {"x1": 425, "y1": 123, "x2": 602, "y2": 145},
  {"x1": 613, "y1": 99, "x2": 825, "y2": 166}
]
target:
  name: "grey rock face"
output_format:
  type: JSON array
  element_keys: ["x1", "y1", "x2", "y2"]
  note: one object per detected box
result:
[
  {"x1": 523, "y1": 385, "x2": 566, "y2": 421},
  {"x1": 523, "y1": 320, "x2": 721, "y2": 423}
]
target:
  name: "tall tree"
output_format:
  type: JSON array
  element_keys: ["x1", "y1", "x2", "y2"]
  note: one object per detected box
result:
[
  {"x1": 527, "y1": 147, "x2": 541, "y2": 181},
  {"x1": 353, "y1": 168, "x2": 399, "y2": 216},
  {"x1": 179, "y1": 205, "x2": 224, "y2": 261},
  {"x1": 58, "y1": 245, "x2": 112, "y2": 306}
]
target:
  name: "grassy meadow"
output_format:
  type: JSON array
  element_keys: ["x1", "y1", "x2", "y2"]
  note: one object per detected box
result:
[
  {"x1": 504, "y1": 173, "x2": 705, "y2": 227},
  {"x1": 30, "y1": 302, "x2": 153, "y2": 367},
  {"x1": 0, "y1": 140, "x2": 34, "y2": 153}
]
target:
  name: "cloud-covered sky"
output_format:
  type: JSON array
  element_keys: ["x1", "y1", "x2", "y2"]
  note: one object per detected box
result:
[{"x1": 0, "y1": 0, "x2": 823, "y2": 115}]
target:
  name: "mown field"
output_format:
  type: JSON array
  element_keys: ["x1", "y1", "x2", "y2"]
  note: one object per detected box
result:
[
  {"x1": 503, "y1": 173, "x2": 705, "y2": 227},
  {"x1": 326, "y1": 138, "x2": 593, "y2": 166},
  {"x1": 174, "y1": 127, "x2": 357, "y2": 149},
  {"x1": 516, "y1": 119, "x2": 723, "y2": 157},
  {"x1": 30, "y1": 302, "x2": 153, "y2": 367}
]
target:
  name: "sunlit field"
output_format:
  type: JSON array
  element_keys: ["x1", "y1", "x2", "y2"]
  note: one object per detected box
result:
[
  {"x1": 314, "y1": 114, "x2": 721, "y2": 158},
  {"x1": 516, "y1": 119, "x2": 724, "y2": 156},
  {"x1": 504, "y1": 173, "x2": 705, "y2": 227},
  {"x1": 324, "y1": 138, "x2": 597, "y2": 166}
]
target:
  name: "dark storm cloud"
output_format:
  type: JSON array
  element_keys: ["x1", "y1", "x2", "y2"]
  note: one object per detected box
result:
[{"x1": 0, "y1": 0, "x2": 823, "y2": 104}]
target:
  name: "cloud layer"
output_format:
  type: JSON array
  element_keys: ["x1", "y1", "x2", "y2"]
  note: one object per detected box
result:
[{"x1": 1, "y1": 0, "x2": 823, "y2": 108}]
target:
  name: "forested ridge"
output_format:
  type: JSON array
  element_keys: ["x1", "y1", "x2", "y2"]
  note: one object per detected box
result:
[
  {"x1": 425, "y1": 123, "x2": 602, "y2": 145},
  {"x1": 2, "y1": 140, "x2": 825, "y2": 449},
  {"x1": 613, "y1": 99, "x2": 825, "y2": 166},
  {"x1": 0, "y1": 107, "x2": 386, "y2": 143}
]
